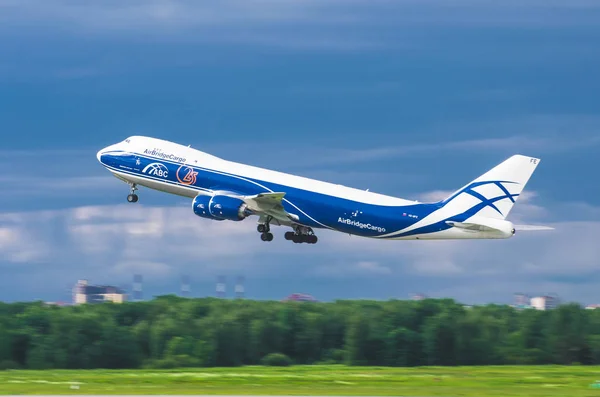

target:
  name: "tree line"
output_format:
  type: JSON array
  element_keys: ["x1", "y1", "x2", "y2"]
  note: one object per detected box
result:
[{"x1": 1, "y1": 296, "x2": 600, "y2": 369}]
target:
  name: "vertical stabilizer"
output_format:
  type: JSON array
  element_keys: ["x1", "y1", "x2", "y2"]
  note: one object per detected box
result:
[{"x1": 439, "y1": 155, "x2": 540, "y2": 220}]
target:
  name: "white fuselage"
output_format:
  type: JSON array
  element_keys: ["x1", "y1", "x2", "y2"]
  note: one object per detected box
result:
[{"x1": 97, "y1": 136, "x2": 529, "y2": 241}]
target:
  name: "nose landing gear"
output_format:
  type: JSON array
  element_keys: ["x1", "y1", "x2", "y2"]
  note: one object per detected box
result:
[{"x1": 127, "y1": 184, "x2": 139, "y2": 203}]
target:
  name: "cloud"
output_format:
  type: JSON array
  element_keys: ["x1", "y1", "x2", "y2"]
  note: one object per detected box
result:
[
  {"x1": 320, "y1": 219, "x2": 600, "y2": 305},
  {"x1": 356, "y1": 261, "x2": 392, "y2": 275},
  {"x1": 0, "y1": 0, "x2": 384, "y2": 50},
  {"x1": 312, "y1": 260, "x2": 393, "y2": 278},
  {"x1": 3, "y1": 111, "x2": 598, "y2": 213},
  {"x1": 206, "y1": 136, "x2": 540, "y2": 170},
  {"x1": 4, "y1": 1, "x2": 599, "y2": 30},
  {"x1": 112, "y1": 260, "x2": 172, "y2": 277},
  {"x1": 417, "y1": 190, "x2": 452, "y2": 203},
  {"x1": 507, "y1": 191, "x2": 550, "y2": 224},
  {"x1": 412, "y1": 257, "x2": 463, "y2": 275},
  {"x1": 0, "y1": 204, "x2": 307, "y2": 283},
  {"x1": 0, "y1": 227, "x2": 16, "y2": 246},
  {"x1": 0, "y1": 222, "x2": 51, "y2": 263},
  {"x1": 1, "y1": 0, "x2": 599, "y2": 51},
  {"x1": 559, "y1": 202, "x2": 600, "y2": 221},
  {"x1": 0, "y1": 197, "x2": 598, "y2": 304},
  {"x1": 206, "y1": 115, "x2": 600, "y2": 169},
  {"x1": 6, "y1": 120, "x2": 594, "y2": 202},
  {"x1": 0, "y1": 176, "x2": 117, "y2": 197}
]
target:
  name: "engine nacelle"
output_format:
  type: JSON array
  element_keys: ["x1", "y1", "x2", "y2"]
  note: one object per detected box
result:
[{"x1": 192, "y1": 194, "x2": 250, "y2": 221}]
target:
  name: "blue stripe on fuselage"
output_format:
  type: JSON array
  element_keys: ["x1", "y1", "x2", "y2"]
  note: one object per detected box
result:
[{"x1": 99, "y1": 151, "x2": 436, "y2": 238}]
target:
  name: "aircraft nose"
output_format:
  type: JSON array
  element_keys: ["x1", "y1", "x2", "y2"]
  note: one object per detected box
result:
[{"x1": 96, "y1": 149, "x2": 104, "y2": 162}]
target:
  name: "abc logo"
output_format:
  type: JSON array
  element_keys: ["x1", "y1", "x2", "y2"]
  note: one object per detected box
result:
[{"x1": 142, "y1": 163, "x2": 169, "y2": 178}]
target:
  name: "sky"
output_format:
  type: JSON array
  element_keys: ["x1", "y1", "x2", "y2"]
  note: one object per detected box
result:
[{"x1": 1, "y1": 0, "x2": 600, "y2": 305}]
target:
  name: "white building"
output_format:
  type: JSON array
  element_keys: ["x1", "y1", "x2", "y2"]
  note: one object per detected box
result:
[
  {"x1": 73, "y1": 279, "x2": 127, "y2": 305},
  {"x1": 530, "y1": 295, "x2": 558, "y2": 310}
]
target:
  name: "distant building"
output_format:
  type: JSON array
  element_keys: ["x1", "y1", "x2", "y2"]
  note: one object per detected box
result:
[
  {"x1": 586, "y1": 304, "x2": 600, "y2": 310},
  {"x1": 283, "y1": 293, "x2": 317, "y2": 302},
  {"x1": 530, "y1": 295, "x2": 558, "y2": 311},
  {"x1": 411, "y1": 293, "x2": 428, "y2": 301},
  {"x1": 512, "y1": 293, "x2": 533, "y2": 310},
  {"x1": 72, "y1": 279, "x2": 127, "y2": 305},
  {"x1": 514, "y1": 293, "x2": 530, "y2": 306}
]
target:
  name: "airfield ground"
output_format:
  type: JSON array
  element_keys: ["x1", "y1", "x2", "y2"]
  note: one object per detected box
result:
[{"x1": 1, "y1": 365, "x2": 600, "y2": 396}]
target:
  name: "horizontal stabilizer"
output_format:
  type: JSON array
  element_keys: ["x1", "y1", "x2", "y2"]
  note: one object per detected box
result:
[
  {"x1": 446, "y1": 216, "x2": 516, "y2": 238},
  {"x1": 514, "y1": 224, "x2": 554, "y2": 231},
  {"x1": 446, "y1": 221, "x2": 498, "y2": 233}
]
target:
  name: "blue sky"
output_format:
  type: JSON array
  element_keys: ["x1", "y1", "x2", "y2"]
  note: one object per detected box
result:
[{"x1": 1, "y1": 0, "x2": 600, "y2": 304}]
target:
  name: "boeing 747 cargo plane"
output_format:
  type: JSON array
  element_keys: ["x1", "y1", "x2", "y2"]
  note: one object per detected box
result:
[{"x1": 97, "y1": 136, "x2": 551, "y2": 244}]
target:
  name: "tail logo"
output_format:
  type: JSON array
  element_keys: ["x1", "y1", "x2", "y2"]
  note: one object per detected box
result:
[{"x1": 444, "y1": 180, "x2": 519, "y2": 217}]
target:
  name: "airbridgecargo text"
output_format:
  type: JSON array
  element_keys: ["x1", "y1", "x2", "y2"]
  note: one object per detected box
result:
[
  {"x1": 144, "y1": 148, "x2": 186, "y2": 163},
  {"x1": 338, "y1": 217, "x2": 386, "y2": 233}
]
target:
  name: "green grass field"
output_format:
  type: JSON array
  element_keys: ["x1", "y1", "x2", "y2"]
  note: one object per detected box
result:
[{"x1": 2, "y1": 365, "x2": 600, "y2": 396}]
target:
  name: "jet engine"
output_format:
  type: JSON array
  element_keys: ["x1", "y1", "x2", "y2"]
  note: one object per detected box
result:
[{"x1": 192, "y1": 194, "x2": 251, "y2": 221}]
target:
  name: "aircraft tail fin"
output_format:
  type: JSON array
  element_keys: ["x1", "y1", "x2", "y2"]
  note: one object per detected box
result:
[{"x1": 438, "y1": 154, "x2": 540, "y2": 220}]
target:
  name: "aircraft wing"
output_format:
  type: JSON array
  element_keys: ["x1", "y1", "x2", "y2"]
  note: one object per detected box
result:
[{"x1": 243, "y1": 192, "x2": 300, "y2": 225}]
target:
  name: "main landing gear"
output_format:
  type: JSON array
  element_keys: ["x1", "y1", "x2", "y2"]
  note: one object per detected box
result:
[
  {"x1": 127, "y1": 183, "x2": 139, "y2": 203},
  {"x1": 284, "y1": 226, "x2": 318, "y2": 244},
  {"x1": 257, "y1": 218, "x2": 318, "y2": 244},
  {"x1": 257, "y1": 217, "x2": 274, "y2": 242}
]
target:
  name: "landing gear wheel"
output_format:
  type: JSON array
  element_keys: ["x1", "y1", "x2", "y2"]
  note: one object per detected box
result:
[
  {"x1": 257, "y1": 216, "x2": 273, "y2": 234},
  {"x1": 127, "y1": 194, "x2": 138, "y2": 203},
  {"x1": 287, "y1": 226, "x2": 318, "y2": 244},
  {"x1": 260, "y1": 232, "x2": 273, "y2": 242},
  {"x1": 127, "y1": 183, "x2": 138, "y2": 203}
]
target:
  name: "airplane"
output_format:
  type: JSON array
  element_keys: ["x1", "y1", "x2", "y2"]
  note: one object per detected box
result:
[{"x1": 96, "y1": 136, "x2": 552, "y2": 244}]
